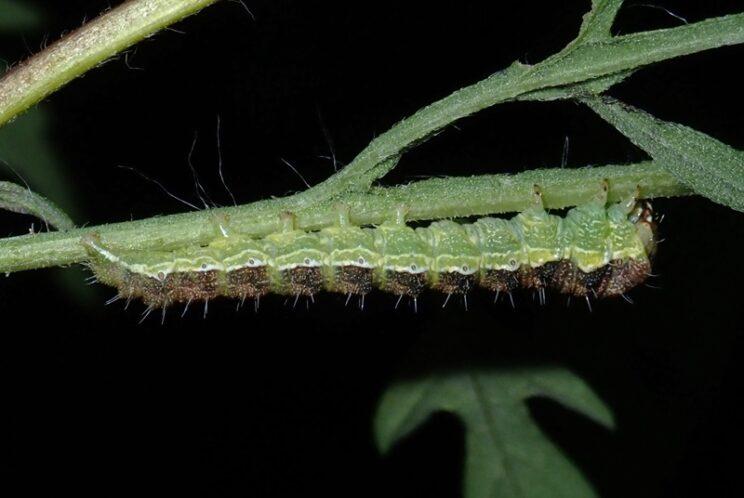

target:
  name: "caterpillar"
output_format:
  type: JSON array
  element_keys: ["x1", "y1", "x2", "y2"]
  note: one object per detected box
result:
[{"x1": 83, "y1": 191, "x2": 657, "y2": 316}]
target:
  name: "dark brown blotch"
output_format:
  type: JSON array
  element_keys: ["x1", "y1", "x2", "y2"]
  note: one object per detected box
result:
[
  {"x1": 434, "y1": 272, "x2": 475, "y2": 295},
  {"x1": 548, "y1": 260, "x2": 581, "y2": 295},
  {"x1": 283, "y1": 266, "x2": 324, "y2": 296},
  {"x1": 383, "y1": 270, "x2": 427, "y2": 297},
  {"x1": 598, "y1": 259, "x2": 651, "y2": 298},
  {"x1": 129, "y1": 273, "x2": 167, "y2": 307},
  {"x1": 225, "y1": 266, "x2": 271, "y2": 299},
  {"x1": 575, "y1": 265, "x2": 613, "y2": 297},
  {"x1": 334, "y1": 265, "x2": 374, "y2": 295},
  {"x1": 548, "y1": 261, "x2": 613, "y2": 297},
  {"x1": 163, "y1": 270, "x2": 220, "y2": 304},
  {"x1": 549, "y1": 259, "x2": 650, "y2": 297},
  {"x1": 518, "y1": 262, "x2": 559, "y2": 290},
  {"x1": 478, "y1": 269, "x2": 520, "y2": 293}
]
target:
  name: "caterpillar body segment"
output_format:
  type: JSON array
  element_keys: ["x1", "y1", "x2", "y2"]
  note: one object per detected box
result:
[
  {"x1": 317, "y1": 224, "x2": 377, "y2": 296},
  {"x1": 83, "y1": 199, "x2": 657, "y2": 309},
  {"x1": 370, "y1": 221, "x2": 428, "y2": 297}
]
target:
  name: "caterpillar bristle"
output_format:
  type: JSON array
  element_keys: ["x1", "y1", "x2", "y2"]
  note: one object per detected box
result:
[
  {"x1": 394, "y1": 295, "x2": 404, "y2": 310},
  {"x1": 139, "y1": 306, "x2": 154, "y2": 324},
  {"x1": 442, "y1": 293, "x2": 452, "y2": 309},
  {"x1": 105, "y1": 294, "x2": 121, "y2": 306},
  {"x1": 181, "y1": 299, "x2": 192, "y2": 318}
]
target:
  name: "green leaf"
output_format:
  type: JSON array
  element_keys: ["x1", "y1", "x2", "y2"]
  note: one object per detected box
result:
[
  {"x1": 0, "y1": 0, "x2": 42, "y2": 32},
  {"x1": 375, "y1": 367, "x2": 613, "y2": 498},
  {"x1": 582, "y1": 96, "x2": 744, "y2": 212}
]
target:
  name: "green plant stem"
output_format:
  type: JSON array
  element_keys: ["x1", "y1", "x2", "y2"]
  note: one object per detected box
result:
[
  {"x1": 0, "y1": 161, "x2": 690, "y2": 273},
  {"x1": 325, "y1": 12, "x2": 744, "y2": 191},
  {"x1": 0, "y1": 0, "x2": 220, "y2": 126},
  {"x1": 0, "y1": 181, "x2": 75, "y2": 230},
  {"x1": 0, "y1": 4, "x2": 737, "y2": 275}
]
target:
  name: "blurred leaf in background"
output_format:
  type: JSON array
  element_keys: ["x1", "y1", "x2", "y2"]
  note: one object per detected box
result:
[
  {"x1": 0, "y1": 0, "x2": 41, "y2": 33},
  {"x1": 0, "y1": 108, "x2": 81, "y2": 220},
  {"x1": 1, "y1": 1, "x2": 94, "y2": 304},
  {"x1": 376, "y1": 366, "x2": 613, "y2": 498}
]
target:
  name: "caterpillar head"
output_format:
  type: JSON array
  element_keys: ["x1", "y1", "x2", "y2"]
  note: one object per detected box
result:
[{"x1": 630, "y1": 201, "x2": 658, "y2": 258}]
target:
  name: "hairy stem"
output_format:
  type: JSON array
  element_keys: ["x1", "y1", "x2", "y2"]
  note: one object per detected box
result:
[
  {"x1": 0, "y1": 3, "x2": 738, "y2": 275},
  {"x1": 0, "y1": 161, "x2": 689, "y2": 273},
  {"x1": 326, "y1": 12, "x2": 744, "y2": 190},
  {"x1": 0, "y1": 0, "x2": 220, "y2": 126},
  {"x1": 0, "y1": 181, "x2": 75, "y2": 231}
]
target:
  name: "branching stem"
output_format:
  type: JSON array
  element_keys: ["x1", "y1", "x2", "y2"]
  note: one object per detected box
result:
[
  {"x1": 0, "y1": 181, "x2": 74, "y2": 231},
  {"x1": 322, "y1": 12, "x2": 744, "y2": 193},
  {"x1": 0, "y1": 2, "x2": 741, "y2": 276}
]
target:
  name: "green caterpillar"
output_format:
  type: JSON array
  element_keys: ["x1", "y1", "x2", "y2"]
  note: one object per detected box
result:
[{"x1": 83, "y1": 192, "x2": 657, "y2": 315}]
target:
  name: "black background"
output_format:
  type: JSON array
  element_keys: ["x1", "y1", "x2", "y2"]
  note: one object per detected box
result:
[{"x1": 2, "y1": 1, "x2": 744, "y2": 496}]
